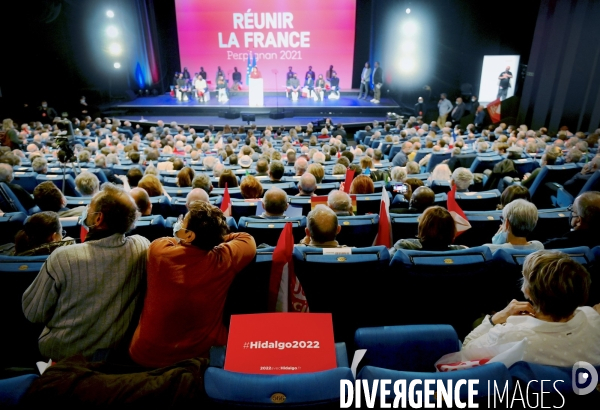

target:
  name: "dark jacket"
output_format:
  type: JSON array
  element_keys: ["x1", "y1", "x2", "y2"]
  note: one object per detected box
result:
[{"x1": 543, "y1": 228, "x2": 600, "y2": 250}]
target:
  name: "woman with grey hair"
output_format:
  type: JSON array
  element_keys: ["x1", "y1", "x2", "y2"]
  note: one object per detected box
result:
[
  {"x1": 484, "y1": 199, "x2": 543, "y2": 252},
  {"x1": 390, "y1": 166, "x2": 407, "y2": 182},
  {"x1": 332, "y1": 163, "x2": 347, "y2": 175}
]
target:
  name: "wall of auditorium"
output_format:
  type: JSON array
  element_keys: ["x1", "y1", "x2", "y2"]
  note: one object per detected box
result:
[
  {"x1": 518, "y1": 0, "x2": 600, "y2": 133},
  {"x1": 367, "y1": 0, "x2": 540, "y2": 112}
]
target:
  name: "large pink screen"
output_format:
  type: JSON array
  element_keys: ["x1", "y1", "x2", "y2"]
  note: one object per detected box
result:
[{"x1": 175, "y1": 0, "x2": 356, "y2": 90}]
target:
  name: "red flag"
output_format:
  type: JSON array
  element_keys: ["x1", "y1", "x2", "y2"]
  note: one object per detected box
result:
[
  {"x1": 268, "y1": 223, "x2": 309, "y2": 313},
  {"x1": 487, "y1": 99, "x2": 501, "y2": 123},
  {"x1": 343, "y1": 168, "x2": 355, "y2": 194},
  {"x1": 80, "y1": 225, "x2": 88, "y2": 243},
  {"x1": 447, "y1": 184, "x2": 471, "y2": 237},
  {"x1": 373, "y1": 186, "x2": 392, "y2": 248},
  {"x1": 220, "y1": 183, "x2": 231, "y2": 217}
]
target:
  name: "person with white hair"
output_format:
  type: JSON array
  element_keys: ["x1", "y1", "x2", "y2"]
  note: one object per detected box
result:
[
  {"x1": 95, "y1": 154, "x2": 123, "y2": 185},
  {"x1": 32, "y1": 156, "x2": 48, "y2": 174},
  {"x1": 213, "y1": 163, "x2": 225, "y2": 178},
  {"x1": 327, "y1": 190, "x2": 353, "y2": 216},
  {"x1": 451, "y1": 167, "x2": 474, "y2": 192},
  {"x1": 483, "y1": 199, "x2": 543, "y2": 253},
  {"x1": 390, "y1": 166, "x2": 407, "y2": 182},
  {"x1": 296, "y1": 172, "x2": 317, "y2": 196},
  {"x1": 427, "y1": 163, "x2": 452, "y2": 184},
  {"x1": 332, "y1": 163, "x2": 347, "y2": 175},
  {"x1": 312, "y1": 151, "x2": 326, "y2": 164},
  {"x1": 75, "y1": 171, "x2": 100, "y2": 197},
  {"x1": 203, "y1": 156, "x2": 219, "y2": 171}
]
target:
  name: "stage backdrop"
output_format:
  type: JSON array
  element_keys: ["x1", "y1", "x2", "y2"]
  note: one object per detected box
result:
[{"x1": 175, "y1": 0, "x2": 356, "y2": 91}]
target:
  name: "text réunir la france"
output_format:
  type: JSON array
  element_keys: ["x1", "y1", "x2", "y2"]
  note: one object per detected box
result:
[{"x1": 218, "y1": 10, "x2": 310, "y2": 48}]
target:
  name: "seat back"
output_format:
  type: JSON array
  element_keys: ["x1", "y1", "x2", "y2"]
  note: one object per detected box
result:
[
  {"x1": 454, "y1": 153, "x2": 478, "y2": 169},
  {"x1": 529, "y1": 209, "x2": 571, "y2": 242},
  {"x1": 82, "y1": 167, "x2": 109, "y2": 184},
  {"x1": 223, "y1": 247, "x2": 274, "y2": 326},
  {"x1": 0, "y1": 212, "x2": 27, "y2": 245},
  {"x1": 0, "y1": 254, "x2": 48, "y2": 368},
  {"x1": 205, "y1": 366, "x2": 353, "y2": 407},
  {"x1": 212, "y1": 187, "x2": 243, "y2": 199},
  {"x1": 455, "y1": 211, "x2": 502, "y2": 247},
  {"x1": 413, "y1": 149, "x2": 432, "y2": 163},
  {"x1": 357, "y1": 363, "x2": 511, "y2": 405},
  {"x1": 513, "y1": 158, "x2": 539, "y2": 176},
  {"x1": 231, "y1": 200, "x2": 260, "y2": 221},
  {"x1": 237, "y1": 217, "x2": 306, "y2": 246},
  {"x1": 128, "y1": 215, "x2": 166, "y2": 241},
  {"x1": 355, "y1": 193, "x2": 383, "y2": 215},
  {"x1": 149, "y1": 195, "x2": 173, "y2": 218},
  {"x1": 390, "y1": 214, "x2": 419, "y2": 242},
  {"x1": 0, "y1": 182, "x2": 28, "y2": 214},
  {"x1": 288, "y1": 196, "x2": 313, "y2": 215},
  {"x1": 337, "y1": 215, "x2": 380, "y2": 247},
  {"x1": 354, "y1": 325, "x2": 459, "y2": 372},
  {"x1": 11, "y1": 171, "x2": 38, "y2": 194},
  {"x1": 35, "y1": 174, "x2": 79, "y2": 197},
  {"x1": 429, "y1": 180, "x2": 451, "y2": 194},
  {"x1": 261, "y1": 182, "x2": 299, "y2": 196},
  {"x1": 389, "y1": 246, "x2": 496, "y2": 337},
  {"x1": 455, "y1": 189, "x2": 501, "y2": 211},
  {"x1": 314, "y1": 182, "x2": 339, "y2": 196},
  {"x1": 293, "y1": 246, "x2": 390, "y2": 345},
  {"x1": 426, "y1": 152, "x2": 452, "y2": 173},
  {"x1": 529, "y1": 164, "x2": 581, "y2": 206},
  {"x1": 163, "y1": 187, "x2": 193, "y2": 198},
  {"x1": 469, "y1": 155, "x2": 503, "y2": 173}
]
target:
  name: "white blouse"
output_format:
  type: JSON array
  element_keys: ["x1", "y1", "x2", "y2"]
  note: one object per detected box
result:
[{"x1": 463, "y1": 307, "x2": 600, "y2": 367}]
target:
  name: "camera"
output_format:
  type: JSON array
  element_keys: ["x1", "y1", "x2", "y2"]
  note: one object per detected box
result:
[{"x1": 393, "y1": 183, "x2": 408, "y2": 194}]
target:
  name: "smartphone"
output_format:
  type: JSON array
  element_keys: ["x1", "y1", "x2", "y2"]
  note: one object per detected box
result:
[{"x1": 393, "y1": 183, "x2": 407, "y2": 194}]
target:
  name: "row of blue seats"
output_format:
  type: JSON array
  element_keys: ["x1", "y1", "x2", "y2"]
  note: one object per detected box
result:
[{"x1": 2, "y1": 245, "x2": 598, "y2": 369}]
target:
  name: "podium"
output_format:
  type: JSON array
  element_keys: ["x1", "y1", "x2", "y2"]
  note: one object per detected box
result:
[{"x1": 249, "y1": 78, "x2": 264, "y2": 107}]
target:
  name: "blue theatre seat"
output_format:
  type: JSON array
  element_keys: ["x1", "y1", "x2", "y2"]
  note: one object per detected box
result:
[
  {"x1": 426, "y1": 152, "x2": 452, "y2": 173},
  {"x1": 0, "y1": 183, "x2": 32, "y2": 215},
  {"x1": 355, "y1": 325, "x2": 511, "y2": 406},
  {"x1": 553, "y1": 169, "x2": 600, "y2": 208},
  {"x1": 336, "y1": 215, "x2": 380, "y2": 248},
  {"x1": 454, "y1": 211, "x2": 502, "y2": 247},
  {"x1": 204, "y1": 343, "x2": 352, "y2": 408},
  {"x1": 293, "y1": 246, "x2": 390, "y2": 345},
  {"x1": 223, "y1": 247, "x2": 274, "y2": 325},
  {"x1": 0, "y1": 254, "x2": 48, "y2": 369},
  {"x1": 0, "y1": 374, "x2": 39, "y2": 407},
  {"x1": 469, "y1": 155, "x2": 503, "y2": 174},
  {"x1": 237, "y1": 217, "x2": 306, "y2": 247},
  {"x1": 287, "y1": 196, "x2": 312, "y2": 216},
  {"x1": 0, "y1": 212, "x2": 27, "y2": 245},
  {"x1": 128, "y1": 215, "x2": 166, "y2": 242},
  {"x1": 389, "y1": 246, "x2": 496, "y2": 338},
  {"x1": 11, "y1": 171, "x2": 38, "y2": 193},
  {"x1": 149, "y1": 195, "x2": 173, "y2": 218},
  {"x1": 529, "y1": 208, "x2": 572, "y2": 242},
  {"x1": 35, "y1": 174, "x2": 80, "y2": 197},
  {"x1": 455, "y1": 189, "x2": 501, "y2": 211},
  {"x1": 509, "y1": 361, "x2": 600, "y2": 406},
  {"x1": 64, "y1": 196, "x2": 92, "y2": 209},
  {"x1": 527, "y1": 164, "x2": 581, "y2": 208}
]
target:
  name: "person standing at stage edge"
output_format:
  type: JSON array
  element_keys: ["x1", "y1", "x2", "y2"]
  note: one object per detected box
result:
[
  {"x1": 497, "y1": 66, "x2": 513, "y2": 101},
  {"x1": 371, "y1": 62, "x2": 383, "y2": 104},
  {"x1": 437, "y1": 93, "x2": 453, "y2": 125},
  {"x1": 358, "y1": 62, "x2": 371, "y2": 100}
]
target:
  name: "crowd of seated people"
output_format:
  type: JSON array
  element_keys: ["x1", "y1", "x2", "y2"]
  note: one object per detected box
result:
[{"x1": 1, "y1": 112, "x2": 600, "y2": 385}]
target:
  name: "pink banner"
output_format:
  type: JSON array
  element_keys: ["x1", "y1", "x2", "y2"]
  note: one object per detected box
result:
[{"x1": 175, "y1": 0, "x2": 357, "y2": 90}]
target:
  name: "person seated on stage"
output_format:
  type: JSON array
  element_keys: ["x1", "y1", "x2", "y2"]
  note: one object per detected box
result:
[
  {"x1": 250, "y1": 66, "x2": 262, "y2": 79},
  {"x1": 194, "y1": 74, "x2": 208, "y2": 102},
  {"x1": 286, "y1": 73, "x2": 300, "y2": 100},
  {"x1": 329, "y1": 72, "x2": 340, "y2": 100},
  {"x1": 304, "y1": 73, "x2": 315, "y2": 98},
  {"x1": 326, "y1": 65, "x2": 334, "y2": 82},
  {"x1": 216, "y1": 75, "x2": 228, "y2": 103},
  {"x1": 315, "y1": 74, "x2": 326, "y2": 101},
  {"x1": 286, "y1": 66, "x2": 295, "y2": 81},
  {"x1": 176, "y1": 73, "x2": 190, "y2": 101},
  {"x1": 231, "y1": 67, "x2": 242, "y2": 92}
]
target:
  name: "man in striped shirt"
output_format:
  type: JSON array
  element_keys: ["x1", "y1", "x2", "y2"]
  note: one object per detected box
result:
[{"x1": 22, "y1": 183, "x2": 150, "y2": 361}]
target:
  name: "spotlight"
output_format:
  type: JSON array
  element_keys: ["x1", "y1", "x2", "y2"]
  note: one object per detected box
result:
[
  {"x1": 402, "y1": 21, "x2": 418, "y2": 37},
  {"x1": 114, "y1": 62, "x2": 121, "y2": 69},
  {"x1": 106, "y1": 10, "x2": 114, "y2": 18},
  {"x1": 406, "y1": 8, "x2": 411, "y2": 14},
  {"x1": 109, "y1": 43, "x2": 122, "y2": 56},
  {"x1": 106, "y1": 26, "x2": 118, "y2": 38},
  {"x1": 401, "y1": 41, "x2": 416, "y2": 53},
  {"x1": 399, "y1": 57, "x2": 417, "y2": 74}
]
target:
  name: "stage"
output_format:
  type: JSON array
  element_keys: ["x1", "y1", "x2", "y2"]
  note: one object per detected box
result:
[{"x1": 104, "y1": 89, "x2": 400, "y2": 127}]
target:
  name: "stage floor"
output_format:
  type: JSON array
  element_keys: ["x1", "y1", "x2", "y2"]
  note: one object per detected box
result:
[{"x1": 105, "y1": 91, "x2": 399, "y2": 119}]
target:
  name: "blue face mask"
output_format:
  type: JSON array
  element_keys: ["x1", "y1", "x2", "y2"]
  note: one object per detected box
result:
[
  {"x1": 81, "y1": 207, "x2": 99, "y2": 230},
  {"x1": 492, "y1": 230, "x2": 508, "y2": 245}
]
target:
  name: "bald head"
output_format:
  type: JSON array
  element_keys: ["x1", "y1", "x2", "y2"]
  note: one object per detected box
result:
[
  {"x1": 409, "y1": 186, "x2": 435, "y2": 212},
  {"x1": 298, "y1": 172, "x2": 317, "y2": 196},
  {"x1": 307, "y1": 204, "x2": 340, "y2": 243},
  {"x1": 262, "y1": 187, "x2": 288, "y2": 216},
  {"x1": 573, "y1": 191, "x2": 600, "y2": 230},
  {"x1": 327, "y1": 190, "x2": 352, "y2": 214},
  {"x1": 130, "y1": 187, "x2": 152, "y2": 216},
  {"x1": 294, "y1": 157, "x2": 308, "y2": 175},
  {"x1": 186, "y1": 188, "x2": 210, "y2": 209}
]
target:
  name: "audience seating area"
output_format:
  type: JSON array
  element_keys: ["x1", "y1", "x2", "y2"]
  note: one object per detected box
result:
[{"x1": 1, "y1": 117, "x2": 600, "y2": 406}]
